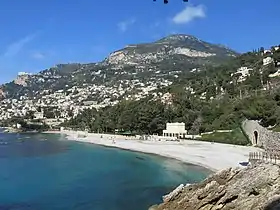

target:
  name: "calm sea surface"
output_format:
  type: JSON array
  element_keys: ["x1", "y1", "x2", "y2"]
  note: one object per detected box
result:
[{"x1": 0, "y1": 131, "x2": 211, "y2": 210}]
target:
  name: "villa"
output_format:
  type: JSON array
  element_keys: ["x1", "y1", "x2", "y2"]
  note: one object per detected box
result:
[{"x1": 163, "y1": 122, "x2": 187, "y2": 139}]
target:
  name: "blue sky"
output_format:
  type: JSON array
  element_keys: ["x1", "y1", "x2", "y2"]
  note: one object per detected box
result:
[{"x1": 0, "y1": 0, "x2": 280, "y2": 84}]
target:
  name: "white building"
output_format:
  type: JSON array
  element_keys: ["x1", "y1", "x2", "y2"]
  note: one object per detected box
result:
[
  {"x1": 18, "y1": 72, "x2": 32, "y2": 76},
  {"x1": 273, "y1": 46, "x2": 280, "y2": 51},
  {"x1": 231, "y1": 67, "x2": 252, "y2": 83},
  {"x1": 263, "y1": 57, "x2": 274, "y2": 66},
  {"x1": 163, "y1": 122, "x2": 187, "y2": 138},
  {"x1": 34, "y1": 110, "x2": 44, "y2": 120},
  {"x1": 269, "y1": 69, "x2": 280, "y2": 78},
  {"x1": 16, "y1": 123, "x2": 22, "y2": 129}
]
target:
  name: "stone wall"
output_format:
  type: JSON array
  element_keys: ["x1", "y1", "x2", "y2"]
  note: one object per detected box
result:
[{"x1": 242, "y1": 120, "x2": 280, "y2": 151}]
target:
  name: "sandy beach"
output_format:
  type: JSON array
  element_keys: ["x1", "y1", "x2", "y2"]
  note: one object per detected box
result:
[{"x1": 46, "y1": 130, "x2": 262, "y2": 172}]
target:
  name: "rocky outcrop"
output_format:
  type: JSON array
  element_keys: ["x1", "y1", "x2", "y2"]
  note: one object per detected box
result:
[
  {"x1": 0, "y1": 87, "x2": 5, "y2": 99},
  {"x1": 13, "y1": 74, "x2": 30, "y2": 87},
  {"x1": 163, "y1": 184, "x2": 185, "y2": 203},
  {"x1": 151, "y1": 163, "x2": 280, "y2": 210},
  {"x1": 105, "y1": 34, "x2": 238, "y2": 66},
  {"x1": 171, "y1": 47, "x2": 216, "y2": 57}
]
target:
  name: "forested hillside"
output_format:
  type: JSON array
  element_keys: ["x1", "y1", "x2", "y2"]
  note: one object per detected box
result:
[
  {"x1": 65, "y1": 46, "x2": 280, "y2": 138},
  {"x1": 1, "y1": 34, "x2": 280, "y2": 144}
]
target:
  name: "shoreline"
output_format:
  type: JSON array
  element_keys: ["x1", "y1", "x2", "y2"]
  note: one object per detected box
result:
[{"x1": 45, "y1": 130, "x2": 262, "y2": 172}]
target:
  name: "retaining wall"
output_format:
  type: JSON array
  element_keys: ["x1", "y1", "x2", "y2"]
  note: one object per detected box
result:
[{"x1": 242, "y1": 120, "x2": 280, "y2": 151}]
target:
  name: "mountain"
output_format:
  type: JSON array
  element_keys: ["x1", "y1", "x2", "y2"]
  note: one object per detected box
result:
[
  {"x1": 1, "y1": 33, "x2": 280, "y2": 136},
  {"x1": 105, "y1": 34, "x2": 237, "y2": 66},
  {"x1": 0, "y1": 34, "x2": 238, "y2": 101}
]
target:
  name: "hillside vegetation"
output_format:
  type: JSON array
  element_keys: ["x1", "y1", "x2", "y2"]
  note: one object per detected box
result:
[
  {"x1": 0, "y1": 34, "x2": 280, "y2": 145},
  {"x1": 65, "y1": 46, "x2": 280, "y2": 143}
]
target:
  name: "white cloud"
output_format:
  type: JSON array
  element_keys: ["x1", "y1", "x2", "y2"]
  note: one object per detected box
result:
[
  {"x1": 117, "y1": 18, "x2": 136, "y2": 32},
  {"x1": 172, "y1": 5, "x2": 206, "y2": 24},
  {"x1": 3, "y1": 33, "x2": 38, "y2": 57},
  {"x1": 31, "y1": 52, "x2": 45, "y2": 60}
]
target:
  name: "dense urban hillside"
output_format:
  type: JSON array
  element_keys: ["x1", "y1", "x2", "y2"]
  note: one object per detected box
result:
[{"x1": 1, "y1": 34, "x2": 280, "y2": 144}]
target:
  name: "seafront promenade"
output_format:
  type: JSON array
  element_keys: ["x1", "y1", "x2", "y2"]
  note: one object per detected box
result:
[{"x1": 46, "y1": 130, "x2": 262, "y2": 172}]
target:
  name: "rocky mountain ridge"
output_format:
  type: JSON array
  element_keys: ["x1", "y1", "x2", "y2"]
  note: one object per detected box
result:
[
  {"x1": 0, "y1": 34, "x2": 238, "y2": 101},
  {"x1": 105, "y1": 34, "x2": 237, "y2": 66}
]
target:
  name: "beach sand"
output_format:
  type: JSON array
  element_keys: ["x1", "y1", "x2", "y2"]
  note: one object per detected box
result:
[{"x1": 46, "y1": 130, "x2": 262, "y2": 172}]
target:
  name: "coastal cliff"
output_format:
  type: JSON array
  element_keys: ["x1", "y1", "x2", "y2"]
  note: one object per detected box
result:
[{"x1": 150, "y1": 163, "x2": 280, "y2": 210}]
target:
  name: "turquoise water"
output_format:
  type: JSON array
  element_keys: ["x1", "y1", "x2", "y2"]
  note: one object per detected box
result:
[{"x1": 0, "y1": 132, "x2": 211, "y2": 210}]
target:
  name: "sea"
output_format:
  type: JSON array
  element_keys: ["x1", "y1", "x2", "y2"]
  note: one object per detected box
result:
[{"x1": 0, "y1": 130, "x2": 211, "y2": 210}]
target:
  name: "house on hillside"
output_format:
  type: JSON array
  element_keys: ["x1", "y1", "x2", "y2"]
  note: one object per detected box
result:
[
  {"x1": 263, "y1": 57, "x2": 274, "y2": 66},
  {"x1": 34, "y1": 110, "x2": 44, "y2": 120},
  {"x1": 231, "y1": 67, "x2": 252, "y2": 83}
]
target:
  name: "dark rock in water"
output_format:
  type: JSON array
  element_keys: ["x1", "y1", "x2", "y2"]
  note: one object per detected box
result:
[
  {"x1": 151, "y1": 163, "x2": 280, "y2": 210},
  {"x1": 136, "y1": 156, "x2": 145, "y2": 160}
]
